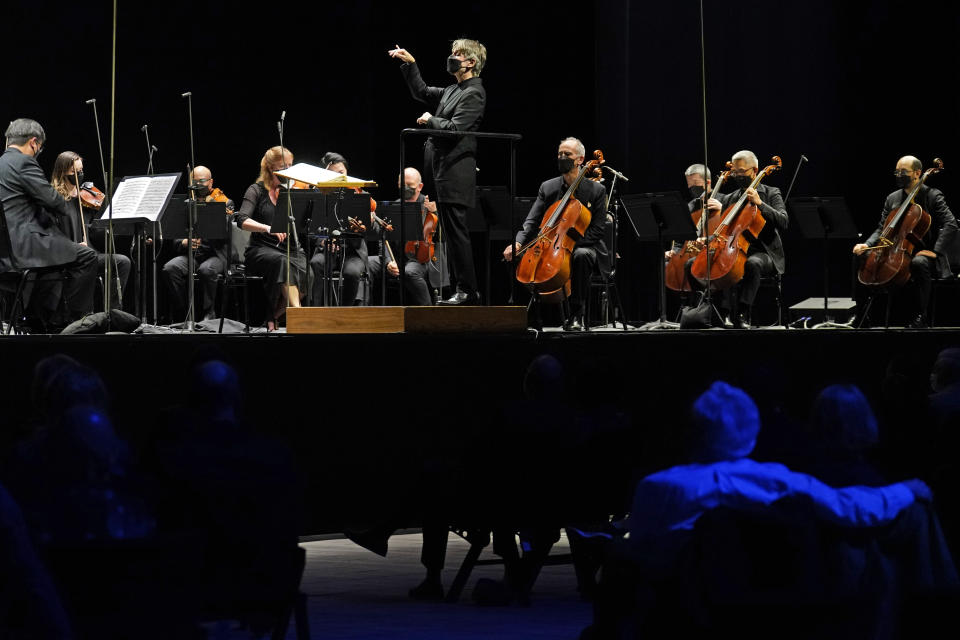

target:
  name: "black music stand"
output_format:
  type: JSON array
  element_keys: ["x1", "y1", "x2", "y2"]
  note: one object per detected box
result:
[
  {"x1": 787, "y1": 196, "x2": 859, "y2": 328},
  {"x1": 621, "y1": 192, "x2": 696, "y2": 330}
]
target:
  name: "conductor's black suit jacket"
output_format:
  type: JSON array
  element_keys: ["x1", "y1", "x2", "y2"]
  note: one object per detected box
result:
[
  {"x1": 401, "y1": 62, "x2": 485, "y2": 208},
  {"x1": 0, "y1": 147, "x2": 77, "y2": 272}
]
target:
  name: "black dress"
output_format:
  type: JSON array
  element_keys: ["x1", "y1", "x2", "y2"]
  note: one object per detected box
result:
[{"x1": 234, "y1": 182, "x2": 308, "y2": 306}]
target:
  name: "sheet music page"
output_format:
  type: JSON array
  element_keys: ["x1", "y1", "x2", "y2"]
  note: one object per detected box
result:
[
  {"x1": 137, "y1": 175, "x2": 179, "y2": 220},
  {"x1": 102, "y1": 174, "x2": 179, "y2": 221},
  {"x1": 276, "y1": 163, "x2": 345, "y2": 185},
  {"x1": 106, "y1": 177, "x2": 150, "y2": 218}
]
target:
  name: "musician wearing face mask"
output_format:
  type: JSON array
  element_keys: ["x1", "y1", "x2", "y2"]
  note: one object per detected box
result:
[
  {"x1": 389, "y1": 39, "x2": 487, "y2": 305},
  {"x1": 853, "y1": 156, "x2": 958, "y2": 327},
  {"x1": 162, "y1": 165, "x2": 234, "y2": 321},
  {"x1": 367, "y1": 167, "x2": 448, "y2": 306},
  {"x1": 504, "y1": 137, "x2": 607, "y2": 330},
  {"x1": 50, "y1": 151, "x2": 132, "y2": 309},
  {"x1": 309, "y1": 152, "x2": 379, "y2": 305},
  {"x1": 664, "y1": 164, "x2": 725, "y2": 294},
  {"x1": 233, "y1": 146, "x2": 306, "y2": 330},
  {"x1": 0, "y1": 119, "x2": 98, "y2": 326},
  {"x1": 715, "y1": 149, "x2": 788, "y2": 328}
]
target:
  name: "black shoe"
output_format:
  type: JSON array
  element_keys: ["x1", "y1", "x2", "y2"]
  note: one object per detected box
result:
[
  {"x1": 908, "y1": 314, "x2": 928, "y2": 329},
  {"x1": 409, "y1": 578, "x2": 444, "y2": 601},
  {"x1": 563, "y1": 317, "x2": 583, "y2": 332},
  {"x1": 344, "y1": 527, "x2": 389, "y2": 557},
  {"x1": 439, "y1": 291, "x2": 480, "y2": 305},
  {"x1": 732, "y1": 311, "x2": 749, "y2": 329}
]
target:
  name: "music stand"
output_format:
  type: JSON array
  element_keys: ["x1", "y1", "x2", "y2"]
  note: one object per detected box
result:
[
  {"x1": 621, "y1": 192, "x2": 696, "y2": 330},
  {"x1": 787, "y1": 196, "x2": 859, "y2": 328}
]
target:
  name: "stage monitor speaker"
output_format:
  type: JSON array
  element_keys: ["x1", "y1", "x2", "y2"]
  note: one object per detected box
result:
[{"x1": 788, "y1": 297, "x2": 857, "y2": 325}]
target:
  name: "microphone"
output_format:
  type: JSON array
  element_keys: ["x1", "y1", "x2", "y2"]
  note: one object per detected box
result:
[
  {"x1": 151, "y1": 145, "x2": 158, "y2": 152},
  {"x1": 280, "y1": 110, "x2": 286, "y2": 122},
  {"x1": 801, "y1": 154, "x2": 809, "y2": 162},
  {"x1": 602, "y1": 165, "x2": 630, "y2": 182},
  {"x1": 181, "y1": 91, "x2": 192, "y2": 98},
  {"x1": 85, "y1": 98, "x2": 96, "y2": 104},
  {"x1": 141, "y1": 124, "x2": 148, "y2": 132}
]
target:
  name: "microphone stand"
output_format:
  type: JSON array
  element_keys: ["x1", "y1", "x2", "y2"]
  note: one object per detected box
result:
[
  {"x1": 86, "y1": 98, "x2": 122, "y2": 315},
  {"x1": 783, "y1": 154, "x2": 808, "y2": 203},
  {"x1": 141, "y1": 124, "x2": 155, "y2": 175},
  {"x1": 277, "y1": 110, "x2": 299, "y2": 325},
  {"x1": 696, "y1": 0, "x2": 723, "y2": 328},
  {"x1": 182, "y1": 91, "x2": 197, "y2": 332}
]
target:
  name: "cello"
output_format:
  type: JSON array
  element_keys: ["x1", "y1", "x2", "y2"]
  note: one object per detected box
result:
[
  {"x1": 514, "y1": 150, "x2": 605, "y2": 303},
  {"x1": 690, "y1": 156, "x2": 782, "y2": 290},
  {"x1": 665, "y1": 163, "x2": 732, "y2": 291},
  {"x1": 858, "y1": 158, "x2": 943, "y2": 288}
]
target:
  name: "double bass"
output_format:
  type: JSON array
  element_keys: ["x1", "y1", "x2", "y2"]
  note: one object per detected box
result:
[
  {"x1": 690, "y1": 156, "x2": 782, "y2": 290},
  {"x1": 858, "y1": 158, "x2": 943, "y2": 288},
  {"x1": 665, "y1": 164, "x2": 732, "y2": 291},
  {"x1": 514, "y1": 150, "x2": 605, "y2": 302}
]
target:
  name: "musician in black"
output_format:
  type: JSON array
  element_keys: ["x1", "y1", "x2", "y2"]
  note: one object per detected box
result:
[
  {"x1": 310, "y1": 152, "x2": 370, "y2": 306},
  {"x1": 716, "y1": 150, "x2": 788, "y2": 327},
  {"x1": 161, "y1": 165, "x2": 234, "y2": 321},
  {"x1": 0, "y1": 119, "x2": 98, "y2": 325},
  {"x1": 853, "y1": 155, "x2": 958, "y2": 327},
  {"x1": 50, "y1": 150, "x2": 132, "y2": 309},
  {"x1": 389, "y1": 39, "x2": 486, "y2": 305},
  {"x1": 504, "y1": 137, "x2": 607, "y2": 330},
  {"x1": 367, "y1": 167, "x2": 447, "y2": 306},
  {"x1": 666, "y1": 163, "x2": 724, "y2": 294},
  {"x1": 234, "y1": 146, "x2": 306, "y2": 330}
]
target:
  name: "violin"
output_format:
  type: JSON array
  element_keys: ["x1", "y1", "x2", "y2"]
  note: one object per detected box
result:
[
  {"x1": 79, "y1": 181, "x2": 105, "y2": 210},
  {"x1": 405, "y1": 201, "x2": 438, "y2": 265},
  {"x1": 858, "y1": 158, "x2": 943, "y2": 288},
  {"x1": 665, "y1": 164, "x2": 731, "y2": 291},
  {"x1": 207, "y1": 187, "x2": 235, "y2": 213},
  {"x1": 690, "y1": 156, "x2": 782, "y2": 290},
  {"x1": 514, "y1": 149, "x2": 605, "y2": 302}
]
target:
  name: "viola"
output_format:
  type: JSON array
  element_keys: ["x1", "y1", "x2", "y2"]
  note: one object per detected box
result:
[
  {"x1": 207, "y1": 187, "x2": 235, "y2": 213},
  {"x1": 690, "y1": 156, "x2": 782, "y2": 290},
  {"x1": 514, "y1": 149, "x2": 605, "y2": 303},
  {"x1": 79, "y1": 181, "x2": 105, "y2": 210},
  {"x1": 858, "y1": 158, "x2": 943, "y2": 288},
  {"x1": 665, "y1": 164, "x2": 732, "y2": 291},
  {"x1": 405, "y1": 201, "x2": 438, "y2": 265}
]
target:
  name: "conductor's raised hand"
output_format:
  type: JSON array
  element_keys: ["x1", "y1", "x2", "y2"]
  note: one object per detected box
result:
[{"x1": 388, "y1": 45, "x2": 415, "y2": 64}]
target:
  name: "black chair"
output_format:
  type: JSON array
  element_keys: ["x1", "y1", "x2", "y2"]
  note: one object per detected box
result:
[
  {"x1": 756, "y1": 273, "x2": 786, "y2": 328},
  {"x1": 215, "y1": 266, "x2": 264, "y2": 332},
  {"x1": 583, "y1": 217, "x2": 629, "y2": 331},
  {"x1": 0, "y1": 201, "x2": 71, "y2": 334}
]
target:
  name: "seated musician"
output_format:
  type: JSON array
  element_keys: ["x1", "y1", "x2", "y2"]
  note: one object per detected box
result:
[
  {"x1": 853, "y1": 156, "x2": 958, "y2": 328},
  {"x1": 50, "y1": 151, "x2": 131, "y2": 309},
  {"x1": 367, "y1": 167, "x2": 447, "y2": 306},
  {"x1": 309, "y1": 152, "x2": 375, "y2": 305},
  {"x1": 0, "y1": 119, "x2": 98, "y2": 325},
  {"x1": 712, "y1": 150, "x2": 788, "y2": 328},
  {"x1": 503, "y1": 137, "x2": 607, "y2": 330},
  {"x1": 161, "y1": 165, "x2": 235, "y2": 321},
  {"x1": 665, "y1": 163, "x2": 724, "y2": 294},
  {"x1": 233, "y1": 146, "x2": 306, "y2": 330}
]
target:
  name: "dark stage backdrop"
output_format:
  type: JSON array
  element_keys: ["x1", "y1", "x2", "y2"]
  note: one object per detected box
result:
[{"x1": 5, "y1": 1, "x2": 960, "y2": 317}]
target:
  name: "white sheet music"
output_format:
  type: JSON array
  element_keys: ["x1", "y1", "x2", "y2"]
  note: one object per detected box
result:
[
  {"x1": 103, "y1": 174, "x2": 179, "y2": 221},
  {"x1": 275, "y1": 162, "x2": 373, "y2": 187}
]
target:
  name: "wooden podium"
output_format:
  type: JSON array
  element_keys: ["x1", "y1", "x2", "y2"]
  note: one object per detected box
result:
[{"x1": 286, "y1": 306, "x2": 527, "y2": 334}]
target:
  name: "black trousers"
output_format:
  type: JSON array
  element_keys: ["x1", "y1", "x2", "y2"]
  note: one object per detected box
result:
[
  {"x1": 162, "y1": 252, "x2": 225, "y2": 320},
  {"x1": 368, "y1": 256, "x2": 434, "y2": 306},
  {"x1": 244, "y1": 243, "x2": 307, "y2": 310},
  {"x1": 571, "y1": 245, "x2": 600, "y2": 312},
  {"x1": 438, "y1": 202, "x2": 477, "y2": 295},
  {"x1": 28, "y1": 245, "x2": 99, "y2": 322},
  {"x1": 310, "y1": 249, "x2": 366, "y2": 306},
  {"x1": 909, "y1": 253, "x2": 939, "y2": 317},
  {"x1": 682, "y1": 251, "x2": 776, "y2": 312}
]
